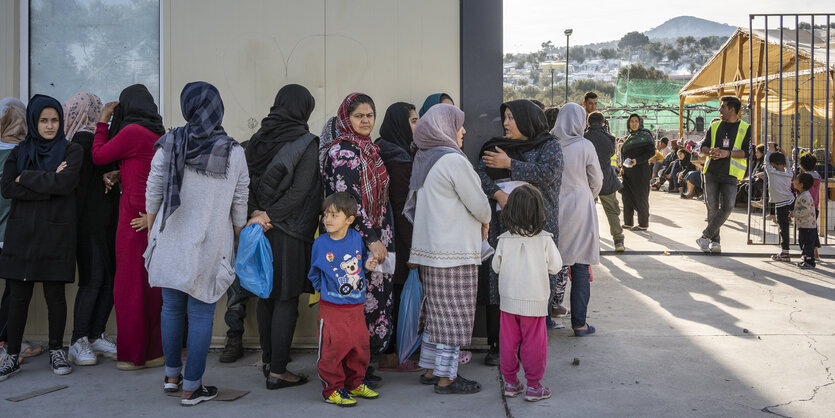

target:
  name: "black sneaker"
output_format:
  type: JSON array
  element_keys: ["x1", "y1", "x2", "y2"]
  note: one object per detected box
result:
[
  {"x1": 49, "y1": 349, "x2": 72, "y2": 376},
  {"x1": 0, "y1": 355, "x2": 20, "y2": 382},
  {"x1": 484, "y1": 346, "x2": 499, "y2": 366},
  {"x1": 164, "y1": 374, "x2": 183, "y2": 393},
  {"x1": 219, "y1": 335, "x2": 243, "y2": 363},
  {"x1": 181, "y1": 385, "x2": 218, "y2": 406}
]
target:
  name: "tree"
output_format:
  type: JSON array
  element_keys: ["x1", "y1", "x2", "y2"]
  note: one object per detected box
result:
[
  {"x1": 541, "y1": 40, "x2": 555, "y2": 53},
  {"x1": 599, "y1": 48, "x2": 617, "y2": 60},
  {"x1": 618, "y1": 31, "x2": 650, "y2": 50},
  {"x1": 666, "y1": 49, "x2": 681, "y2": 62},
  {"x1": 618, "y1": 64, "x2": 667, "y2": 80},
  {"x1": 572, "y1": 46, "x2": 586, "y2": 64},
  {"x1": 504, "y1": 53, "x2": 514, "y2": 64}
]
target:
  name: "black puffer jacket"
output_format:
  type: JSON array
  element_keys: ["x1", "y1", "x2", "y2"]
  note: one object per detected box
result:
[
  {"x1": 585, "y1": 125, "x2": 622, "y2": 195},
  {"x1": 248, "y1": 133, "x2": 321, "y2": 242}
]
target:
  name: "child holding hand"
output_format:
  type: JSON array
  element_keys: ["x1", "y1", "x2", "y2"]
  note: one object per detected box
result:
[
  {"x1": 491, "y1": 185, "x2": 562, "y2": 402},
  {"x1": 308, "y1": 192, "x2": 379, "y2": 407},
  {"x1": 793, "y1": 173, "x2": 817, "y2": 269}
]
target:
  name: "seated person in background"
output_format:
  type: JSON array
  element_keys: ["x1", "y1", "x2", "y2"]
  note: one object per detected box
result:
[
  {"x1": 663, "y1": 149, "x2": 695, "y2": 194},
  {"x1": 653, "y1": 139, "x2": 680, "y2": 190}
]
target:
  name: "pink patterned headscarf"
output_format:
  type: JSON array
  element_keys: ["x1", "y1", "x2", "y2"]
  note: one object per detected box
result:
[{"x1": 63, "y1": 92, "x2": 103, "y2": 140}]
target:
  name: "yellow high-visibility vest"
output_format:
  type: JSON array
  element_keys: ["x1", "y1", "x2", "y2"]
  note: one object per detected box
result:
[{"x1": 702, "y1": 120, "x2": 749, "y2": 180}]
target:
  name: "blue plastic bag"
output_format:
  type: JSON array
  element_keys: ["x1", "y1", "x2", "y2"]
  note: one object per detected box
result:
[
  {"x1": 235, "y1": 224, "x2": 273, "y2": 298},
  {"x1": 397, "y1": 269, "x2": 423, "y2": 363}
]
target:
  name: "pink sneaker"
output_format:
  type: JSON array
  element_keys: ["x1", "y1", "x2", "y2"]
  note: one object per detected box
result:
[
  {"x1": 503, "y1": 381, "x2": 525, "y2": 397},
  {"x1": 525, "y1": 386, "x2": 552, "y2": 402}
]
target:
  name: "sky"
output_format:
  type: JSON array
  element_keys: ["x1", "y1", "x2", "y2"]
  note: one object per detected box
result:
[{"x1": 504, "y1": 0, "x2": 831, "y2": 53}]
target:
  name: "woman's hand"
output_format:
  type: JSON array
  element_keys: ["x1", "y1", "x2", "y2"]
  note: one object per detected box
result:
[
  {"x1": 481, "y1": 223, "x2": 489, "y2": 241},
  {"x1": 368, "y1": 240, "x2": 388, "y2": 263},
  {"x1": 99, "y1": 101, "x2": 119, "y2": 123},
  {"x1": 103, "y1": 170, "x2": 120, "y2": 194},
  {"x1": 365, "y1": 257, "x2": 378, "y2": 271},
  {"x1": 482, "y1": 147, "x2": 512, "y2": 170},
  {"x1": 246, "y1": 211, "x2": 272, "y2": 232},
  {"x1": 131, "y1": 212, "x2": 148, "y2": 231},
  {"x1": 56, "y1": 161, "x2": 67, "y2": 173},
  {"x1": 493, "y1": 190, "x2": 509, "y2": 209}
]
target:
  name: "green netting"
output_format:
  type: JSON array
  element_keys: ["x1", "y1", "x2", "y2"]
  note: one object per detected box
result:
[{"x1": 607, "y1": 78, "x2": 720, "y2": 138}]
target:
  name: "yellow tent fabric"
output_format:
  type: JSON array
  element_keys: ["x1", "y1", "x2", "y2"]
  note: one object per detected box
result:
[{"x1": 679, "y1": 27, "x2": 835, "y2": 119}]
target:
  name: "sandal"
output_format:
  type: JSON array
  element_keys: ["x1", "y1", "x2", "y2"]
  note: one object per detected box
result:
[
  {"x1": 20, "y1": 341, "x2": 45, "y2": 358},
  {"x1": 458, "y1": 350, "x2": 472, "y2": 365},
  {"x1": 420, "y1": 374, "x2": 440, "y2": 385},
  {"x1": 631, "y1": 226, "x2": 648, "y2": 231},
  {"x1": 573, "y1": 324, "x2": 596, "y2": 337},
  {"x1": 434, "y1": 375, "x2": 482, "y2": 394},
  {"x1": 378, "y1": 359, "x2": 423, "y2": 373}
]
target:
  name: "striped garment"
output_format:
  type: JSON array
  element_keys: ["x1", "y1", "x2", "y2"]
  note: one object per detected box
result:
[
  {"x1": 419, "y1": 264, "x2": 478, "y2": 347},
  {"x1": 418, "y1": 333, "x2": 459, "y2": 378}
]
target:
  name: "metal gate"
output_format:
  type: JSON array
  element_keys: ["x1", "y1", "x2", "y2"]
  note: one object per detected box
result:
[{"x1": 746, "y1": 14, "x2": 834, "y2": 246}]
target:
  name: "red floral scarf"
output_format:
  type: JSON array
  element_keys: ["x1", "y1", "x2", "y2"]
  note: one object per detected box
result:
[{"x1": 325, "y1": 93, "x2": 390, "y2": 228}]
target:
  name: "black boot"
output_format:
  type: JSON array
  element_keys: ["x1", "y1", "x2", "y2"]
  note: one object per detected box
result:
[
  {"x1": 219, "y1": 334, "x2": 243, "y2": 363},
  {"x1": 484, "y1": 343, "x2": 499, "y2": 366}
]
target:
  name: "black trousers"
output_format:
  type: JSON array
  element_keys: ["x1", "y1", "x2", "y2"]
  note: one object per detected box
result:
[
  {"x1": 776, "y1": 204, "x2": 793, "y2": 252},
  {"x1": 72, "y1": 239, "x2": 114, "y2": 343},
  {"x1": 0, "y1": 281, "x2": 9, "y2": 342},
  {"x1": 6, "y1": 280, "x2": 67, "y2": 355},
  {"x1": 798, "y1": 228, "x2": 817, "y2": 266},
  {"x1": 622, "y1": 163, "x2": 651, "y2": 228},
  {"x1": 257, "y1": 295, "x2": 299, "y2": 374}
]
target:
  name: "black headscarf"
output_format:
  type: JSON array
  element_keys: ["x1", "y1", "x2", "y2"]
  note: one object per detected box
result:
[
  {"x1": 246, "y1": 84, "x2": 315, "y2": 174},
  {"x1": 376, "y1": 102, "x2": 414, "y2": 164},
  {"x1": 480, "y1": 99, "x2": 552, "y2": 180},
  {"x1": 17, "y1": 94, "x2": 67, "y2": 172},
  {"x1": 108, "y1": 84, "x2": 165, "y2": 139}
]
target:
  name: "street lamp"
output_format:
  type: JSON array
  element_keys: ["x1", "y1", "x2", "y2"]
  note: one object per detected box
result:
[
  {"x1": 550, "y1": 67, "x2": 555, "y2": 106},
  {"x1": 564, "y1": 29, "x2": 572, "y2": 104}
]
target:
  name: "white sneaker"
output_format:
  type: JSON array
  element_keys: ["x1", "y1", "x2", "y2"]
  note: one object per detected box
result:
[
  {"x1": 709, "y1": 241, "x2": 721, "y2": 253},
  {"x1": 91, "y1": 333, "x2": 117, "y2": 359},
  {"x1": 696, "y1": 236, "x2": 711, "y2": 253},
  {"x1": 69, "y1": 337, "x2": 97, "y2": 366},
  {"x1": 49, "y1": 349, "x2": 73, "y2": 375}
]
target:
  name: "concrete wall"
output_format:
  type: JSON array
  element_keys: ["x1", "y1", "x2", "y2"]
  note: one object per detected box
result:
[{"x1": 4, "y1": 0, "x2": 460, "y2": 347}]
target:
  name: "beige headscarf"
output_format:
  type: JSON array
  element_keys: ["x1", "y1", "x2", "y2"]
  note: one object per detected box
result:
[
  {"x1": 0, "y1": 98, "x2": 26, "y2": 145},
  {"x1": 63, "y1": 92, "x2": 103, "y2": 140}
]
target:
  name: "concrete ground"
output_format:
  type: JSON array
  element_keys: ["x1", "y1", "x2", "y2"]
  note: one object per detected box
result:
[{"x1": 3, "y1": 191, "x2": 834, "y2": 417}]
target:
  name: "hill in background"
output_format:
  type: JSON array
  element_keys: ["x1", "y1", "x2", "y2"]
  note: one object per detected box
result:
[{"x1": 645, "y1": 16, "x2": 737, "y2": 40}]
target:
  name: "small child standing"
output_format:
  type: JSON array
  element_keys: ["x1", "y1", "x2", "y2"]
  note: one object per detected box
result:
[
  {"x1": 758, "y1": 151, "x2": 795, "y2": 261},
  {"x1": 798, "y1": 153, "x2": 821, "y2": 260},
  {"x1": 794, "y1": 173, "x2": 817, "y2": 269},
  {"x1": 491, "y1": 185, "x2": 562, "y2": 402},
  {"x1": 308, "y1": 192, "x2": 379, "y2": 407}
]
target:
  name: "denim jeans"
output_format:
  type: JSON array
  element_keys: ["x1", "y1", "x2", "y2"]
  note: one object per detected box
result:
[
  {"x1": 702, "y1": 173, "x2": 738, "y2": 243},
  {"x1": 569, "y1": 263, "x2": 591, "y2": 329},
  {"x1": 161, "y1": 288, "x2": 216, "y2": 392},
  {"x1": 224, "y1": 277, "x2": 252, "y2": 337}
]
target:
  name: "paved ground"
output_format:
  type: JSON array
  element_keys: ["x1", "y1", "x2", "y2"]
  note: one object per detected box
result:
[{"x1": 4, "y1": 191, "x2": 834, "y2": 417}]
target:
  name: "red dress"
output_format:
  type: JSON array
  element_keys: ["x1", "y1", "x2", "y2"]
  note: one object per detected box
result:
[{"x1": 92, "y1": 122, "x2": 163, "y2": 365}]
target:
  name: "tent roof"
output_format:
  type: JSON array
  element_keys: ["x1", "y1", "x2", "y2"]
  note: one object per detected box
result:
[{"x1": 679, "y1": 27, "x2": 835, "y2": 116}]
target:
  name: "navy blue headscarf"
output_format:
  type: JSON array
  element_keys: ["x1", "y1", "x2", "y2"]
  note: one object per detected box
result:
[
  {"x1": 154, "y1": 81, "x2": 237, "y2": 231},
  {"x1": 418, "y1": 93, "x2": 454, "y2": 117},
  {"x1": 17, "y1": 94, "x2": 67, "y2": 172}
]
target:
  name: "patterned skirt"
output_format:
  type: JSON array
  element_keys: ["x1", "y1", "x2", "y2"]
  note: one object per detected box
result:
[
  {"x1": 364, "y1": 271, "x2": 394, "y2": 354},
  {"x1": 419, "y1": 264, "x2": 478, "y2": 347}
]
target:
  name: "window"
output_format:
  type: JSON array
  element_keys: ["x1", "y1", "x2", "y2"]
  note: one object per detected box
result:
[{"x1": 27, "y1": 0, "x2": 160, "y2": 104}]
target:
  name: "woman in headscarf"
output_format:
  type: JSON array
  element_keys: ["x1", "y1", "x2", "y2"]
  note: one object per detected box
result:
[
  {"x1": 92, "y1": 84, "x2": 165, "y2": 370},
  {"x1": 476, "y1": 99, "x2": 563, "y2": 365},
  {"x1": 0, "y1": 98, "x2": 26, "y2": 354},
  {"x1": 321, "y1": 93, "x2": 394, "y2": 382},
  {"x1": 144, "y1": 81, "x2": 248, "y2": 406},
  {"x1": 0, "y1": 94, "x2": 82, "y2": 381},
  {"x1": 408, "y1": 103, "x2": 490, "y2": 394},
  {"x1": 247, "y1": 84, "x2": 321, "y2": 389},
  {"x1": 418, "y1": 93, "x2": 454, "y2": 118},
  {"x1": 62, "y1": 93, "x2": 120, "y2": 367},
  {"x1": 374, "y1": 102, "x2": 422, "y2": 372},
  {"x1": 551, "y1": 103, "x2": 602, "y2": 337},
  {"x1": 620, "y1": 114, "x2": 656, "y2": 231}
]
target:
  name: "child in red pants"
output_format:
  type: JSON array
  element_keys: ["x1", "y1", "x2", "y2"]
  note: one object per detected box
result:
[
  {"x1": 491, "y1": 186, "x2": 562, "y2": 402},
  {"x1": 308, "y1": 192, "x2": 379, "y2": 407}
]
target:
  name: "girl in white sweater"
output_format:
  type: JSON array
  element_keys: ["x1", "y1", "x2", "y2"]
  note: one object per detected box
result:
[{"x1": 492, "y1": 185, "x2": 562, "y2": 402}]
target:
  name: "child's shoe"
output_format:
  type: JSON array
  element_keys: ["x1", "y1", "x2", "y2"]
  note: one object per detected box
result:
[
  {"x1": 524, "y1": 385, "x2": 552, "y2": 402},
  {"x1": 349, "y1": 383, "x2": 380, "y2": 399},
  {"x1": 0, "y1": 354, "x2": 20, "y2": 382},
  {"x1": 503, "y1": 381, "x2": 525, "y2": 397},
  {"x1": 325, "y1": 388, "x2": 357, "y2": 407}
]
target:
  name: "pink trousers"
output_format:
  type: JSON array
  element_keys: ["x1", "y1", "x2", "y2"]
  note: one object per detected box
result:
[{"x1": 500, "y1": 311, "x2": 547, "y2": 388}]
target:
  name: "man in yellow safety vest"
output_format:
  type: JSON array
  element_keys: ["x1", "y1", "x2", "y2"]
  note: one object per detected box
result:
[{"x1": 696, "y1": 96, "x2": 751, "y2": 253}]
